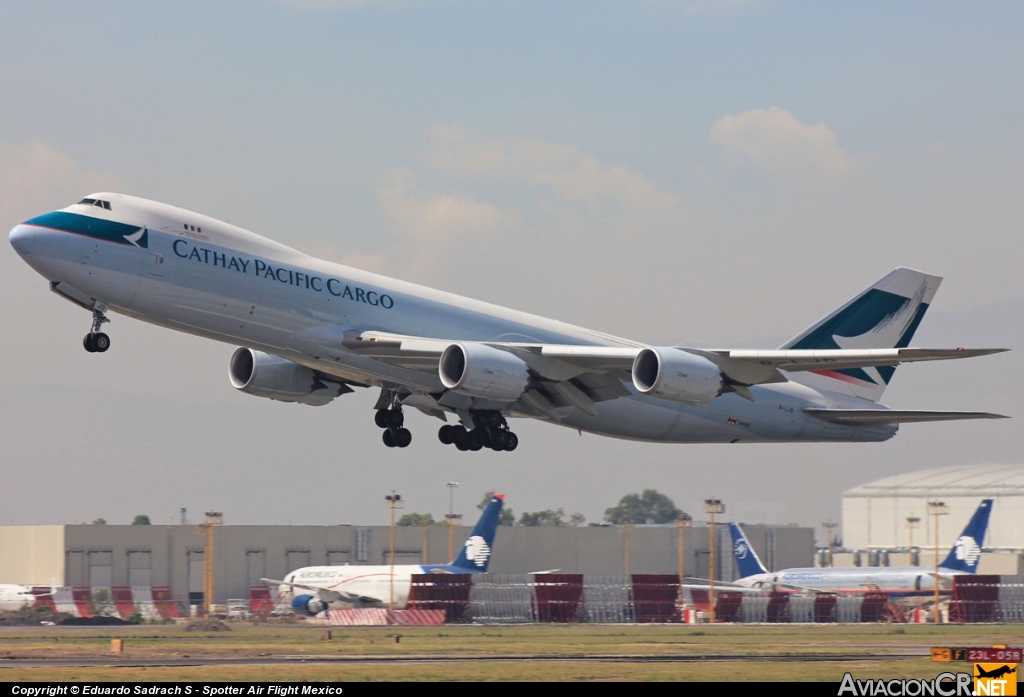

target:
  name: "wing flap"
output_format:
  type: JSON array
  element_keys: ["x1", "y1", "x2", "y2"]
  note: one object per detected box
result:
[{"x1": 803, "y1": 408, "x2": 1009, "y2": 424}]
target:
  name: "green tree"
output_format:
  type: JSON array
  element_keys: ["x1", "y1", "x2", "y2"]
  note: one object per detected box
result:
[
  {"x1": 518, "y1": 509, "x2": 568, "y2": 526},
  {"x1": 132, "y1": 515, "x2": 151, "y2": 525},
  {"x1": 603, "y1": 489, "x2": 684, "y2": 525},
  {"x1": 478, "y1": 491, "x2": 515, "y2": 526},
  {"x1": 91, "y1": 518, "x2": 106, "y2": 525},
  {"x1": 396, "y1": 512, "x2": 436, "y2": 526}
]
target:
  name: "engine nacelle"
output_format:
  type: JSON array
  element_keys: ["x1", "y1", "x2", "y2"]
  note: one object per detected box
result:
[
  {"x1": 229, "y1": 348, "x2": 347, "y2": 406},
  {"x1": 439, "y1": 342, "x2": 530, "y2": 402},
  {"x1": 290, "y1": 593, "x2": 326, "y2": 616},
  {"x1": 631, "y1": 347, "x2": 723, "y2": 406}
]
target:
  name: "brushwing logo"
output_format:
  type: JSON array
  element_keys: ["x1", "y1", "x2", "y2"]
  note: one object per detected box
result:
[
  {"x1": 123, "y1": 227, "x2": 149, "y2": 249},
  {"x1": 464, "y1": 535, "x2": 491, "y2": 567},
  {"x1": 734, "y1": 539, "x2": 749, "y2": 560},
  {"x1": 954, "y1": 535, "x2": 982, "y2": 566}
]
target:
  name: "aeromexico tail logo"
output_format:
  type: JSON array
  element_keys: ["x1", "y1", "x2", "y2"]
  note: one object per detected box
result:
[
  {"x1": 953, "y1": 535, "x2": 981, "y2": 567},
  {"x1": 734, "y1": 539, "x2": 749, "y2": 560},
  {"x1": 464, "y1": 535, "x2": 491, "y2": 567}
]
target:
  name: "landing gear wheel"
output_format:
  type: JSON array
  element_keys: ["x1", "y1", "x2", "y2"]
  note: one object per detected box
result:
[
  {"x1": 382, "y1": 429, "x2": 397, "y2": 448},
  {"x1": 504, "y1": 432, "x2": 519, "y2": 451},
  {"x1": 374, "y1": 409, "x2": 390, "y2": 428},
  {"x1": 395, "y1": 428, "x2": 412, "y2": 448},
  {"x1": 492, "y1": 430, "x2": 509, "y2": 448},
  {"x1": 83, "y1": 334, "x2": 96, "y2": 353},
  {"x1": 455, "y1": 441, "x2": 470, "y2": 451},
  {"x1": 451, "y1": 426, "x2": 468, "y2": 444},
  {"x1": 387, "y1": 409, "x2": 404, "y2": 428},
  {"x1": 438, "y1": 425, "x2": 454, "y2": 445},
  {"x1": 484, "y1": 411, "x2": 503, "y2": 428},
  {"x1": 92, "y1": 333, "x2": 110, "y2": 352},
  {"x1": 468, "y1": 441, "x2": 482, "y2": 452}
]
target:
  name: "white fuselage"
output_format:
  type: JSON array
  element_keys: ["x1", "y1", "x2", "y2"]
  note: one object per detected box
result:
[
  {"x1": 0, "y1": 584, "x2": 35, "y2": 611},
  {"x1": 732, "y1": 567, "x2": 961, "y2": 596},
  {"x1": 284, "y1": 565, "x2": 428, "y2": 610},
  {"x1": 9, "y1": 194, "x2": 897, "y2": 443}
]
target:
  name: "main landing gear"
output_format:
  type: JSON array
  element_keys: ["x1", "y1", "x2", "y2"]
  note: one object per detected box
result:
[
  {"x1": 83, "y1": 304, "x2": 110, "y2": 353},
  {"x1": 375, "y1": 405, "x2": 412, "y2": 448},
  {"x1": 438, "y1": 410, "x2": 518, "y2": 453}
]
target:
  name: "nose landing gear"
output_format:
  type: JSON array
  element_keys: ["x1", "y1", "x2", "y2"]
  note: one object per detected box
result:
[{"x1": 83, "y1": 304, "x2": 110, "y2": 353}]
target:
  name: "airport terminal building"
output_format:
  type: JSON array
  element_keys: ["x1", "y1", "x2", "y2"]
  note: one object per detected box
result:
[{"x1": 0, "y1": 522, "x2": 813, "y2": 607}]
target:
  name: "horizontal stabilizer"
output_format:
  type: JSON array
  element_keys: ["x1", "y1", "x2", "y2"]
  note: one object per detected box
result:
[{"x1": 803, "y1": 409, "x2": 1009, "y2": 425}]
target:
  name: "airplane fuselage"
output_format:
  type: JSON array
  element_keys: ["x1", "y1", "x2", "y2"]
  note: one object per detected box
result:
[
  {"x1": 0, "y1": 584, "x2": 35, "y2": 611},
  {"x1": 732, "y1": 566, "x2": 962, "y2": 596},
  {"x1": 9, "y1": 194, "x2": 897, "y2": 444}
]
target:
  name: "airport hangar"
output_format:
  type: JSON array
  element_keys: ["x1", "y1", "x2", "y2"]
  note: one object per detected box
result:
[
  {"x1": 0, "y1": 522, "x2": 813, "y2": 608},
  {"x1": 839, "y1": 463, "x2": 1024, "y2": 573}
]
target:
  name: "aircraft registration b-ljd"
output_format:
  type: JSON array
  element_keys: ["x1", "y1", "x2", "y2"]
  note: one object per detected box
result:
[{"x1": 9, "y1": 193, "x2": 1009, "y2": 452}]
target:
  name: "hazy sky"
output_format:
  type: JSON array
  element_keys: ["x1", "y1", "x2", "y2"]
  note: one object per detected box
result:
[{"x1": 1, "y1": 2, "x2": 1022, "y2": 538}]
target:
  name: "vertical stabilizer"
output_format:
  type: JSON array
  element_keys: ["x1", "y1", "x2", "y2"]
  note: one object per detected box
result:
[
  {"x1": 729, "y1": 523, "x2": 769, "y2": 578},
  {"x1": 940, "y1": 499, "x2": 993, "y2": 573},
  {"x1": 780, "y1": 267, "x2": 942, "y2": 401},
  {"x1": 447, "y1": 494, "x2": 504, "y2": 573}
]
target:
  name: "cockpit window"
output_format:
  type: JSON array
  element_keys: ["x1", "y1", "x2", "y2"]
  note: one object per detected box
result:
[{"x1": 76, "y1": 198, "x2": 111, "y2": 210}]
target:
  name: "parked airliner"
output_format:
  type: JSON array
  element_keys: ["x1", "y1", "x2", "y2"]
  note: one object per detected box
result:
[
  {"x1": 265, "y1": 494, "x2": 504, "y2": 614},
  {"x1": 728, "y1": 499, "x2": 993, "y2": 595},
  {"x1": 8, "y1": 193, "x2": 1008, "y2": 451},
  {"x1": 0, "y1": 584, "x2": 36, "y2": 611}
]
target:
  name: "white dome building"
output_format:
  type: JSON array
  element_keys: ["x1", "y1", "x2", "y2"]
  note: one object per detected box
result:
[{"x1": 842, "y1": 464, "x2": 1024, "y2": 552}]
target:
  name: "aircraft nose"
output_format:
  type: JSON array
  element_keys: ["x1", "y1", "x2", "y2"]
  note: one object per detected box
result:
[{"x1": 9, "y1": 224, "x2": 37, "y2": 257}]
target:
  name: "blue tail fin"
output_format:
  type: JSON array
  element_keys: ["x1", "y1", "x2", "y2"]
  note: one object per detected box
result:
[
  {"x1": 447, "y1": 494, "x2": 504, "y2": 572},
  {"x1": 940, "y1": 499, "x2": 993, "y2": 573},
  {"x1": 780, "y1": 267, "x2": 942, "y2": 402},
  {"x1": 729, "y1": 523, "x2": 768, "y2": 578}
]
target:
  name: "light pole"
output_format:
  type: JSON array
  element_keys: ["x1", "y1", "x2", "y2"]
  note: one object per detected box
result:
[
  {"x1": 620, "y1": 524, "x2": 631, "y2": 575},
  {"x1": 445, "y1": 483, "x2": 460, "y2": 561},
  {"x1": 675, "y1": 515, "x2": 692, "y2": 581},
  {"x1": 906, "y1": 515, "x2": 920, "y2": 551},
  {"x1": 385, "y1": 492, "x2": 403, "y2": 611},
  {"x1": 822, "y1": 521, "x2": 838, "y2": 567},
  {"x1": 196, "y1": 511, "x2": 222, "y2": 619},
  {"x1": 704, "y1": 499, "x2": 725, "y2": 623},
  {"x1": 928, "y1": 501, "x2": 949, "y2": 624}
]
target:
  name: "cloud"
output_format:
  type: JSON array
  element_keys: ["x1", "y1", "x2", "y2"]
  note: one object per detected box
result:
[
  {"x1": 710, "y1": 107, "x2": 851, "y2": 183},
  {"x1": 337, "y1": 167, "x2": 507, "y2": 280},
  {"x1": 423, "y1": 123, "x2": 685, "y2": 237},
  {"x1": 0, "y1": 141, "x2": 119, "y2": 224}
]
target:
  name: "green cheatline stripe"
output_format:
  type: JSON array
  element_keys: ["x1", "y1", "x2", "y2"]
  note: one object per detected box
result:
[{"x1": 25, "y1": 211, "x2": 142, "y2": 246}]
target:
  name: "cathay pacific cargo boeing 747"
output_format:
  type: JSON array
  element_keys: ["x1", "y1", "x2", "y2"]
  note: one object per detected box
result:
[{"x1": 8, "y1": 193, "x2": 1008, "y2": 452}]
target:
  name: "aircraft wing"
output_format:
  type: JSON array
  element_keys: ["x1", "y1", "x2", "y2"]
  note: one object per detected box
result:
[
  {"x1": 803, "y1": 409, "x2": 1008, "y2": 424},
  {"x1": 337, "y1": 330, "x2": 1005, "y2": 382}
]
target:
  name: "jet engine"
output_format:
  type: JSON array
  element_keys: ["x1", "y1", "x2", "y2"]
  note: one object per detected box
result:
[
  {"x1": 439, "y1": 342, "x2": 530, "y2": 402},
  {"x1": 631, "y1": 347, "x2": 724, "y2": 406},
  {"x1": 229, "y1": 347, "x2": 350, "y2": 406},
  {"x1": 290, "y1": 594, "x2": 327, "y2": 616}
]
